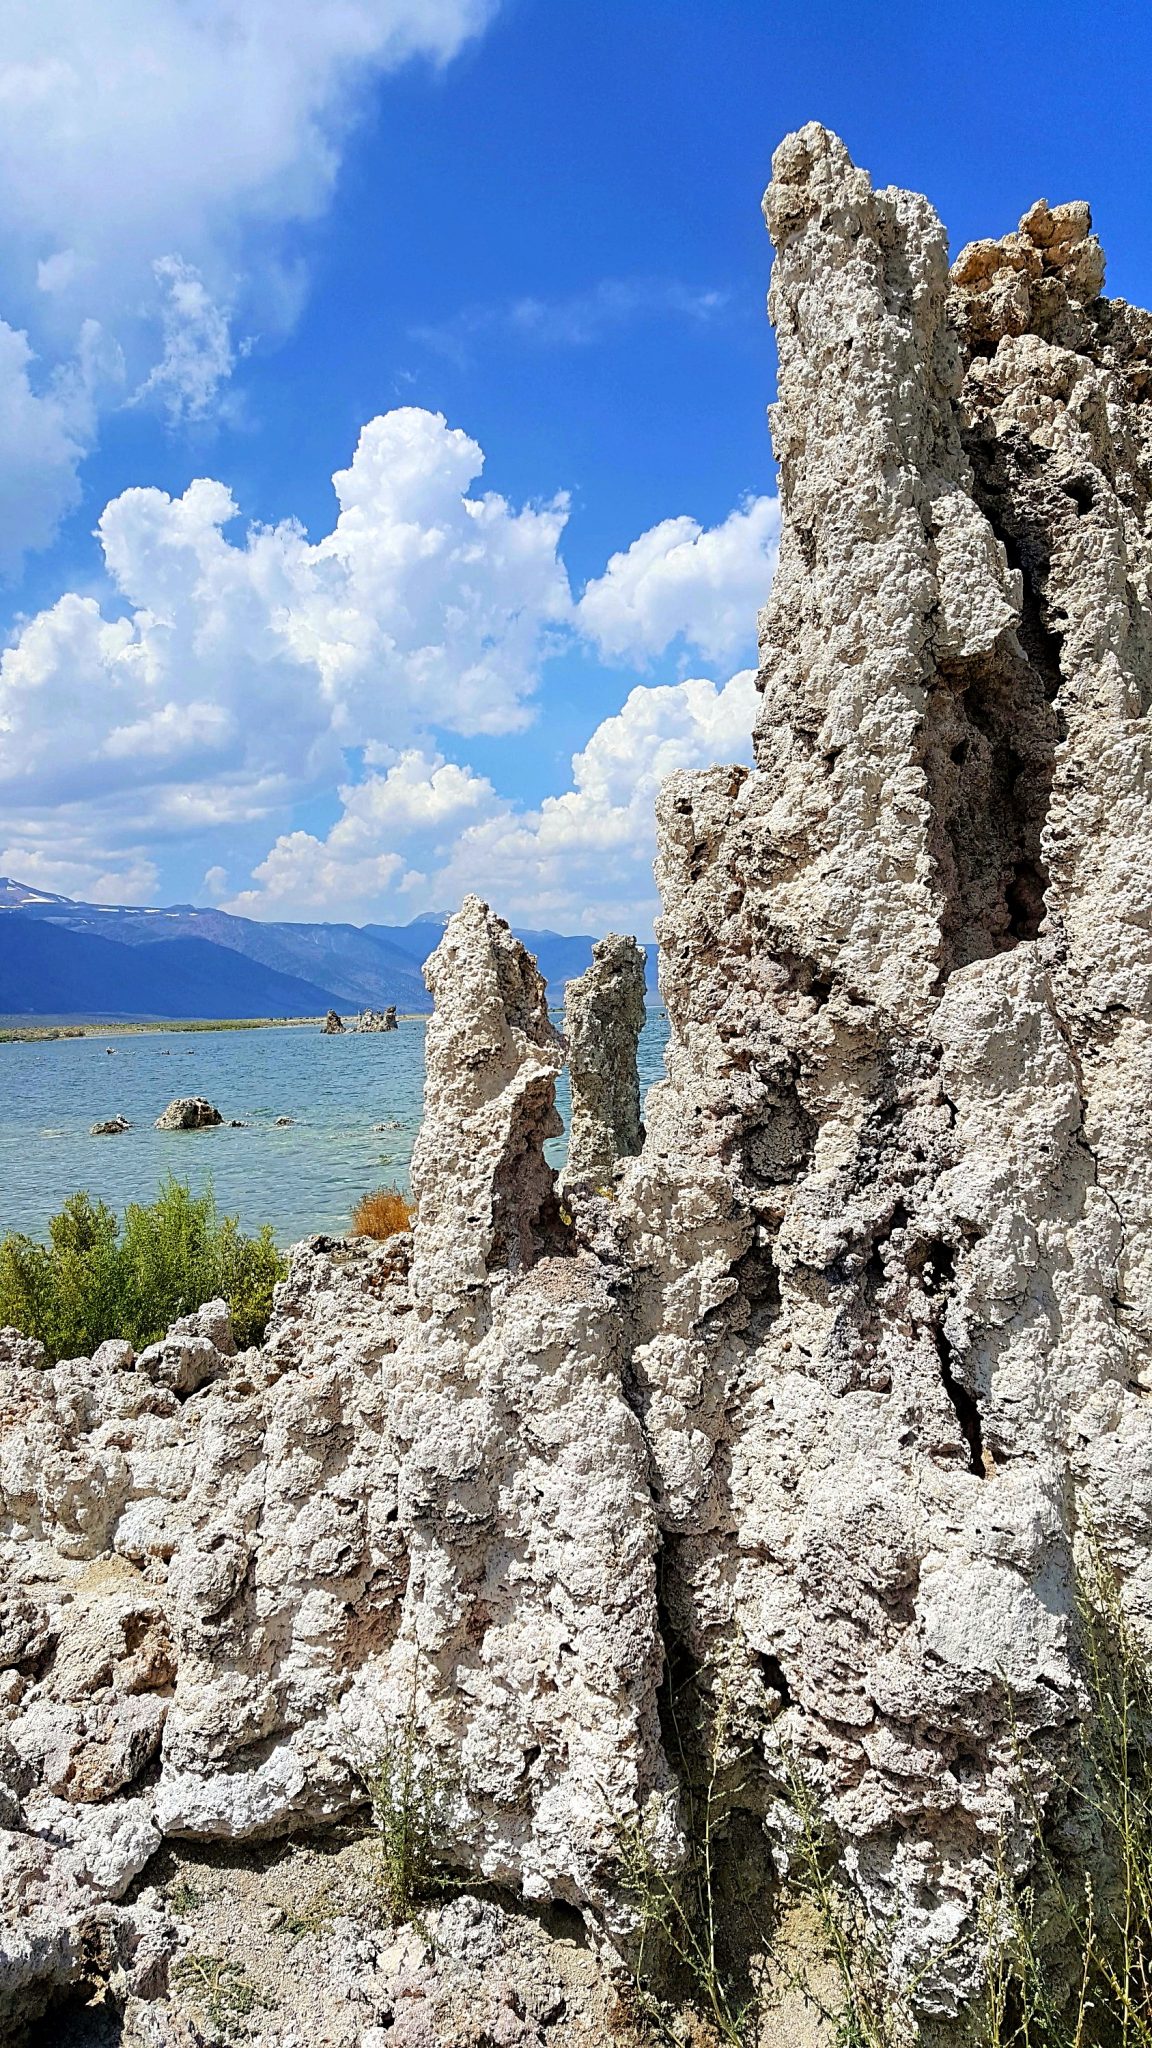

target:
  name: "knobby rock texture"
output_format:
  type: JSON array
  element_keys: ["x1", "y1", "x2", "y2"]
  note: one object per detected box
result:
[
  {"x1": 624, "y1": 121, "x2": 1152, "y2": 2004},
  {"x1": 562, "y1": 933, "x2": 647, "y2": 1190},
  {"x1": 2, "y1": 128, "x2": 1152, "y2": 2041},
  {"x1": 151, "y1": 1100, "x2": 222, "y2": 1132},
  {"x1": 0, "y1": 900, "x2": 668, "y2": 2038}
]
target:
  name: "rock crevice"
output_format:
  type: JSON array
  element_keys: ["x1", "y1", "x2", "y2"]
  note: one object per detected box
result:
[{"x1": 4, "y1": 123, "x2": 1152, "y2": 2042}]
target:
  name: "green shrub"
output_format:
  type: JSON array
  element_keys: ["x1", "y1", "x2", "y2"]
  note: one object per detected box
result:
[
  {"x1": 366, "y1": 1724, "x2": 448, "y2": 1924},
  {"x1": 0, "y1": 1177, "x2": 285, "y2": 1361}
]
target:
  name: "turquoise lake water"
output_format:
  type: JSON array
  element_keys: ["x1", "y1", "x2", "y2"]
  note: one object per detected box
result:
[{"x1": 0, "y1": 1013, "x2": 671, "y2": 1245}]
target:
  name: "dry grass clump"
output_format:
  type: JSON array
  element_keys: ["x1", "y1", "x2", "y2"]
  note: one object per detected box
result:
[
  {"x1": 352, "y1": 1185, "x2": 413, "y2": 1240},
  {"x1": 616, "y1": 1656, "x2": 773, "y2": 2045},
  {"x1": 171, "y1": 1953, "x2": 262, "y2": 2038},
  {"x1": 974, "y1": 1548, "x2": 1152, "y2": 2047}
]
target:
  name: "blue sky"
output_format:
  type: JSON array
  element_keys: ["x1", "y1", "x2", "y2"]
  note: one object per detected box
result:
[{"x1": 0, "y1": 0, "x2": 1148, "y2": 934}]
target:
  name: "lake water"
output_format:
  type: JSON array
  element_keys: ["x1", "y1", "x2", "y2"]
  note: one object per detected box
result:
[{"x1": 0, "y1": 1013, "x2": 672, "y2": 1245}]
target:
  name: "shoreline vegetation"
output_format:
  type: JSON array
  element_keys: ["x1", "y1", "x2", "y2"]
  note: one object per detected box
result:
[
  {"x1": 0, "y1": 1178, "x2": 286, "y2": 1357},
  {"x1": 0, "y1": 1014, "x2": 430, "y2": 1043}
]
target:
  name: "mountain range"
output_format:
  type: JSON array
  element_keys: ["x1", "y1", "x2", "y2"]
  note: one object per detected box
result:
[{"x1": 0, "y1": 879, "x2": 658, "y2": 1020}]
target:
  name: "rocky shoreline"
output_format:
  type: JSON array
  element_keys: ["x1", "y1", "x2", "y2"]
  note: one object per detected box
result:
[{"x1": 3, "y1": 123, "x2": 1152, "y2": 2045}]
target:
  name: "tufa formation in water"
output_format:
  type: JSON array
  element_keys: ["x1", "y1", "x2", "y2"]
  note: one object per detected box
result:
[{"x1": 3, "y1": 123, "x2": 1152, "y2": 2042}]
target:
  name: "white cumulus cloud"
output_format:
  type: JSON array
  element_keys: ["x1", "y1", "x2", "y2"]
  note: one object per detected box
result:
[
  {"x1": 437, "y1": 670, "x2": 760, "y2": 930},
  {"x1": 578, "y1": 494, "x2": 779, "y2": 667},
  {"x1": 0, "y1": 408, "x2": 572, "y2": 822},
  {"x1": 0, "y1": 401, "x2": 775, "y2": 931},
  {"x1": 225, "y1": 671, "x2": 759, "y2": 932},
  {"x1": 225, "y1": 747, "x2": 498, "y2": 920}
]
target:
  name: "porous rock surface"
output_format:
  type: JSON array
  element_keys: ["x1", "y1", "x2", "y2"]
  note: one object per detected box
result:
[
  {"x1": 152, "y1": 1101, "x2": 222, "y2": 1133},
  {"x1": 623, "y1": 121, "x2": 1152, "y2": 2005},
  {"x1": 4, "y1": 125, "x2": 1152, "y2": 2042},
  {"x1": 0, "y1": 901, "x2": 667, "y2": 2036},
  {"x1": 562, "y1": 933, "x2": 647, "y2": 1190},
  {"x1": 355, "y1": 1006, "x2": 398, "y2": 1032}
]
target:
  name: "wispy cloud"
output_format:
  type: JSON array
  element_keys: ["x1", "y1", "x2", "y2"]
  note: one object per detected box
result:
[
  {"x1": 132, "y1": 257, "x2": 238, "y2": 425},
  {"x1": 412, "y1": 276, "x2": 731, "y2": 364}
]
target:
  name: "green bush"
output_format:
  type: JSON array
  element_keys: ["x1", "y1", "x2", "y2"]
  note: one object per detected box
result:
[{"x1": 0, "y1": 1177, "x2": 286, "y2": 1361}]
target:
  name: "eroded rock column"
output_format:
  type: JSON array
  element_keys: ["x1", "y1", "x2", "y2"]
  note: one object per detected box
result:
[
  {"x1": 609, "y1": 122, "x2": 1152, "y2": 2009},
  {"x1": 409, "y1": 895, "x2": 566, "y2": 1317},
  {"x1": 563, "y1": 932, "x2": 647, "y2": 1190},
  {"x1": 380, "y1": 898, "x2": 670, "y2": 1910}
]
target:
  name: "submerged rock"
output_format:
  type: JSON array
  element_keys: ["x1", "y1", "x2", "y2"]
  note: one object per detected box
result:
[
  {"x1": 152, "y1": 1098, "x2": 222, "y2": 1131},
  {"x1": 90, "y1": 1115, "x2": 131, "y2": 1136}
]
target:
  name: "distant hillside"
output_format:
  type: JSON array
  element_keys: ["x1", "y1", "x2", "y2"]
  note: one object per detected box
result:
[
  {"x1": 0, "y1": 919, "x2": 348, "y2": 1021},
  {"x1": 4, "y1": 895, "x2": 430, "y2": 1012},
  {"x1": 0, "y1": 879, "x2": 660, "y2": 1017},
  {"x1": 0, "y1": 879, "x2": 74, "y2": 910}
]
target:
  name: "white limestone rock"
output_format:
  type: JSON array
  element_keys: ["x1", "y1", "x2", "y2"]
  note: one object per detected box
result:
[
  {"x1": 408, "y1": 895, "x2": 568, "y2": 1316},
  {"x1": 153, "y1": 1099, "x2": 223, "y2": 1132},
  {"x1": 603, "y1": 121, "x2": 1152, "y2": 2010},
  {"x1": 134, "y1": 1299, "x2": 235, "y2": 1397},
  {"x1": 0, "y1": 907, "x2": 667, "y2": 2028},
  {"x1": 562, "y1": 933, "x2": 647, "y2": 1191},
  {"x1": 6, "y1": 123, "x2": 1152, "y2": 2042}
]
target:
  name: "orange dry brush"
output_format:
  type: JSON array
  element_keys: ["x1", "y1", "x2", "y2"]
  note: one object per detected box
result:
[{"x1": 352, "y1": 1186, "x2": 414, "y2": 1240}]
